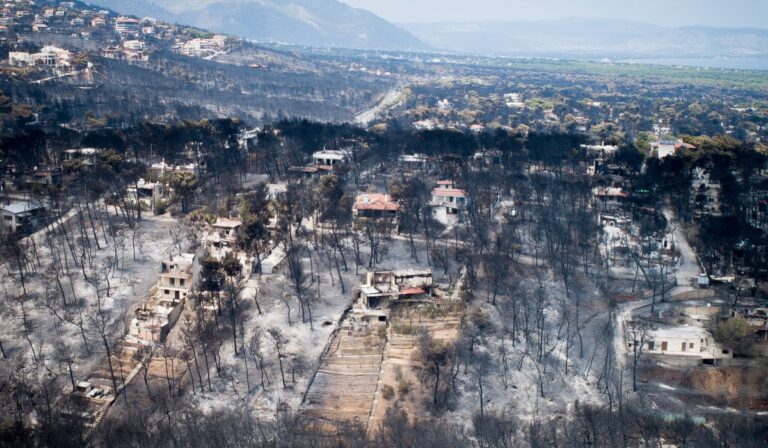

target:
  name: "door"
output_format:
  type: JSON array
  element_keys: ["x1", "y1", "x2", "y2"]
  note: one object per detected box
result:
[
  {"x1": 681, "y1": 342, "x2": 686, "y2": 352},
  {"x1": 661, "y1": 341, "x2": 668, "y2": 351},
  {"x1": 175, "y1": 290, "x2": 180, "y2": 300}
]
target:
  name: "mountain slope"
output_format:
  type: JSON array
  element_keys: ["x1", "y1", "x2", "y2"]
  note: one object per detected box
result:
[
  {"x1": 89, "y1": 0, "x2": 428, "y2": 51},
  {"x1": 401, "y1": 18, "x2": 768, "y2": 58}
]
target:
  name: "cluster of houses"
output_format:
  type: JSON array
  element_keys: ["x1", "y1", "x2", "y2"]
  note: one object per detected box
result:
[
  {"x1": 0, "y1": 146, "x2": 205, "y2": 237},
  {"x1": 0, "y1": 0, "x2": 234, "y2": 67},
  {"x1": 291, "y1": 149, "x2": 470, "y2": 228}
]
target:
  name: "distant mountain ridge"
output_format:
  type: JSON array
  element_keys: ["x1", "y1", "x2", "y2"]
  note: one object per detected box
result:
[
  {"x1": 400, "y1": 18, "x2": 768, "y2": 59},
  {"x1": 87, "y1": 0, "x2": 428, "y2": 51}
]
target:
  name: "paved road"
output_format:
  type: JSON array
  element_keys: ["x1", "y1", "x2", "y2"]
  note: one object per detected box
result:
[
  {"x1": 664, "y1": 208, "x2": 701, "y2": 287},
  {"x1": 354, "y1": 88, "x2": 403, "y2": 125}
]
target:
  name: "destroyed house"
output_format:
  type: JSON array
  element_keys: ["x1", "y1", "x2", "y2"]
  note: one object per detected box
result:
[
  {"x1": 203, "y1": 218, "x2": 242, "y2": 254},
  {"x1": 126, "y1": 179, "x2": 166, "y2": 210},
  {"x1": 129, "y1": 254, "x2": 195, "y2": 344},
  {"x1": 359, "y1": 269, "x2": 433, "y2": 309},
  {"x1": 129, "y1": 295, "x2": 184, "y2": 343},
  {"x1": 159, "y1": 255, "x2": 194, "y2": 302}
]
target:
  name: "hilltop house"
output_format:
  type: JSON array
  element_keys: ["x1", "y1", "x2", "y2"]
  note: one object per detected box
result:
[
  {"x1": 9, "y1": 46, "x2": 71, "y2": 68},
  {"x1": 431, "y1": 180, "x2": 467, "y2": 224},
  {"x1": 176, "y1": 35, "x2": 227, "y2": 57}
]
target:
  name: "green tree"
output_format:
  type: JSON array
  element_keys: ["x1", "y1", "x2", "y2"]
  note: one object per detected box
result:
[
  {"x1": 237, "y1": 184, "x2": 271, "y2": 272},
  {"x1": 171, "y1": 172, "x2": 198, "y2": 213},
  {"x1": 221, "y1": 251, "x2": 242, "y2": 278},
  {"x1": 713, "y1": 315, "x2": 754, "y2": 356}
]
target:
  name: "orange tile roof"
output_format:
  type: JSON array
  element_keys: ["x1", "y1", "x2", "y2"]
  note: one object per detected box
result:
[
  {"x1": 354, "y1": 193, "x2": 400, "y2": 212},
  {"x1": 432, "y1": 188, "x2": 466, "y2": 197}
]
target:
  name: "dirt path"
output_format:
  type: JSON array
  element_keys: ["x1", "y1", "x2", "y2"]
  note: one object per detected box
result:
[
  {"x1": 368, "y1": 311, "x2": 461, "y2": 432},
  {"x1": 302, "y1": 326, "x2": 386, "y2": 427}
]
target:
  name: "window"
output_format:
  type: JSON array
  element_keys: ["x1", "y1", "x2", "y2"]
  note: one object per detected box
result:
[
  {"x1": 689, "y1": 343, "x2": 694, "y2": 349},
  {"x1": 180, "y1": 279, "x2": 185, "y2": 286},
  {"x1": 170, "y1": 278, "x2": 175, "y2": 286},
  {"x1": 647, "y1": 341, "x2": 655, "y2": 350},
  {"x1": 681, "y1": 342, "x2": 687, "y2": 352},
  {"x1": 164, "y1": 289, "x2": 169, "y2": 295}
]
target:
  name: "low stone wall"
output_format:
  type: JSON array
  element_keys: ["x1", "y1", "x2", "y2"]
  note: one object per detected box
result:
[{"x1": 669, "y1": 289, "x2": 716, "y2": 302}]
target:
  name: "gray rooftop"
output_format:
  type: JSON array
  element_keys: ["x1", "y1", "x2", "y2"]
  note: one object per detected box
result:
[{"x1": 2, "y1": 201, "x2": 45, "y2": 215}]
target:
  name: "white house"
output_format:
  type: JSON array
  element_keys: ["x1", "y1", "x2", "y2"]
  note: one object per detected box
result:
[
  {"x1": 158, "y1": 254, "x2": 195, "y2": 302},
  {"x1": 431, "y1": 180, "x2": 467, "y2": 225},
  {"x1": 398, "y1": 153, "x2": 429, "y2": 168},
  {"x1": 640, "y1": 325, "x2": 732, "y2": 366},
  {"x1": 311, "y1": 149, "x2": 350, "y2": 167},
  {"x1": 1, "y1": 201, "x2": 46, "y2": 234},
  {"x1": 9, "y1": 46, "x2": 71, "y2": 68},
  {"x1": 63, "y1": 147, "x2": 100, "y2": 167},
  {"x1": 651, "y1": 139, "x2": 696, "y2": 159},
  {"x1": 581, "y1": 142, "x2": 619, "y2": 155}
]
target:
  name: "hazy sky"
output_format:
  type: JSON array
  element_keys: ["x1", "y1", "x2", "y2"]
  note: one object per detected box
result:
[{"x1": 340, "y1": 0, "x2": 768, "y2": 28}]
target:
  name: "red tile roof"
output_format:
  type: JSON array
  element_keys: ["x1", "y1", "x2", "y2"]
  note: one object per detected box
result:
[
  {"x1": 354, "y1": 193, "x2": 400, "y2": 212},
  {"x1": 432, "y1": 188, "x2": 466, "y2": 198},
  {"x1": 400, "y1": 287, "x2": 426, "y2": 295}
]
